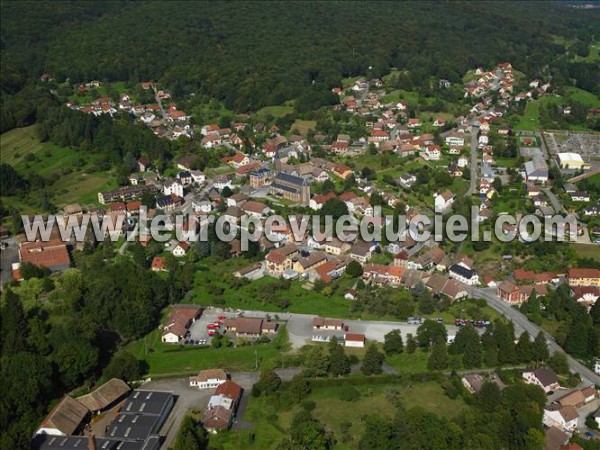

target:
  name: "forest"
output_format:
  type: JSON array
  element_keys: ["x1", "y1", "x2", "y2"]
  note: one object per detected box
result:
[{"x1": 1, "y1": 1, "x2": 599, "y2": 123}]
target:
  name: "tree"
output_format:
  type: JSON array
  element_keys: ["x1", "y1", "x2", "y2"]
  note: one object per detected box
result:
[
  {"x1": 417, "y1": 288, "x2": 437, "y2": 314},
  {"x1": 383, "y1": 329, "x2": 404, "y2": 356},
  {"x1": 548, "y1": 351, "x2": 569, "y2": 375},
  {"x1": 320, "y1": 198, "x2": 349, "y2": 220},
  {"x1": 478, "y1": 381, "x2": 502, "y2": 413},
  {"x1": 346, "y1": 260, "x2": 363, "y2": 278},
  {"x1": 532, "y1": 331, "x2": 549, "y2": 362},
  {"x1": 427, "y1": 341, "x2": 449, "y2": 370},
  {"x1": 279, "y1": 410, "x2": 332, "y2": 450},
  {"x1": 417, "y1": 320, "x2": 447, "y2": 350},
  {"x1": 515, "y1": 331, "x2": 533, "y2": 363},
  {"x1": 303, "y1": 345, "x2": 329, "y2": 377},
  {"x1": 252, "y1": 370, "x2": 282, "y2": 397},
  {"x1": 1, "y1": 289, "x2": 29, "y2": 356},
  {"x1": 328, "y1": 337, "x2": 350, "y2": 376},
  {"x1": 451, "y1": 326, "x2": 482, "y2": 368},
  {"x1": 287, "y1": 375, "x2": 311, "y2": 403},
  {"x1": 173, "y1": 416, "x2": 208, "y2": 450},
  {"x1": 406, "y1": 333, "x2": 417, "y2": 353},
  {"x1": 103, "y1": 351, "x2": 143, "y2": 382},
  {"x1": 361, "y1": 344, "x2": 384, "y2": 375}
]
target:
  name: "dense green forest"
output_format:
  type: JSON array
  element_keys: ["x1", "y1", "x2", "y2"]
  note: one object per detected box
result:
[{"x1": 2, "y1": 1, "x2": 599, "y2": 122}]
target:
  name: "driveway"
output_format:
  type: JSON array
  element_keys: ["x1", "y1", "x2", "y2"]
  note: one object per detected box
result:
[{"x1": 0, "y1": 237, "x2": 18, "y2": 286}]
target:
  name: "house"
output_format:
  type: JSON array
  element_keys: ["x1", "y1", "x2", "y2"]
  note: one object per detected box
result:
[
  {"x1": 457, "y1": 155, "x2": 469, "y2": 168},
  {"x1": 461, "y1": 374, "x2": 485, "y2": 394},
  {"x1": 445, "y1": 132, "x2": 465, "y2": 147},
  {"x1": 332, "y1": 164, "x2": 353, "y2": 179},
  {"x1": 137, "y1": 156, "x2": 151, "y2": 172},
  {"x1": 222, "y1": 317, "x2": 278, "y2": 338},
  {"x1": 151, "y1": 256, "x2": 167, "y2": 272},
  {"x1": 172, "y1": 242, "x2": 189, "y2": 257},
  {"x1": 192, "y1": 196, "x2": 212, "y2": 214},
  {"x1": 448, "y1": 264, "x2": 479, "y2": 285},
  {"x1": 19, "y1": 239, "x2": 71, "y2": 272},
  {"x1": 570, "y1": 191, "x2": 590, "y2": 202},
  {"x1": 163, "y1": 179, "x2": 184, "y2": 197},
  {"x1": 344, "y1": 333, "x2": 365, "y2": 348},
  {"x1": 345, "y1": 290, "x2": 358, "y2": 300},
  {"x1": 189, "y1": 369, "x2": 228, "y2": 389},
  {"x1": 313, "y1": 317, "x2": 344, "y2": 331},
  {"x1": 441, "y1": 279, "x2": 468, "y2": 300},
  {"x1": 497, "y1": 280, "x2": 521, "y2": 304},
  {"x1": 544, "y1": 426, "x2": 569, "y2": 450},
  {"x1": 35, "y1": 396, "x2": 90, "y2": 436},
  {"x1": 543, "y1": 405, "x2": 578, "y2": 432},
  {"x1": 202, "y1": 380, "x2": 243, "y2": 433},
  {"x1": 309, "y1": 192, "x2": 337, "y2": 211},
  {"x1": 161, "y1": 304, "x2": 202, "y2": 343},
  {"x1": 422, "y1": 145, "x2": 441, "y2": 161},
  {"x1": 241, "y1": 200, "x2": 270, "y2": 218},
  {"x1": 156, "y1": 194, "x2": 182, "y2": 211},
  {"x1": 399, "y1": 173, "x2": 416, "y2": 189},
  {"x1": 434, "y1": 190, "x2": 455, "y2": 213},
  {"x1": 522, "y1": 367, "x2": 559, "y2": 393},
  {"x1": 265, "y1": 250, "x2": 293, "y2": 276},
  {"x1": 293, "y1": 251, "x2": 327, "y2": 274},
  {"x1": 554, "y1": 387, "x2": 597, "y2": 408},
  {"x1": 350, "y1": 240, "x2": 374, "y2": 263},
  {"x1": 234, "y1": 262, "x2": 263, "y2": 279},
  {"x1": 571, "y1": 286, "x2": 600, "y2": 306},
  {"x1": 568, "y1": 268, "x2": 600, "y2": 287},
  {"x1": 324, "y1": 238, "x2": 350, "y2": 256}
]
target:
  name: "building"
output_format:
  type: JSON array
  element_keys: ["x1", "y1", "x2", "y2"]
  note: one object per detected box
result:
[
  {"x1": 313, "y1": 317, "x2": 344, "y2": 331},
  {"x1": 202, "y1": 381, "x2": 243, "y2": 433},
  {"x1": 222, "y1": 317, "x2": 278, "y2": 338},
  {"x1": 75, "y1": 378, "x2": 131, "y2": 414},
  {"x1": 557, "y1": 152, "x2": 585, "y2": 170},
  {"x1": 567, "y1": 268, "x2": 600, "y2": 287},
  {"x1": 189, "y1": 369, "x2": 228, "y2": 389},
  {"x1": 35, "y1": 396, "x2": 89, "y2": 436},
  {"x1": 344, "y1": 333, "x2": 365, "y2": 348},
  {"x1": 497, "y1": 280, "x2": 521, "y2": 304},
  {"x1": 523, "y1": 156, "x2": 549, "y2": 183},
  {"x1": 448, "y1": 264, "x2": 479, "y2": 285},
  {"x1": 162, "y1": 304, "x2": 202, "y2": 343},
  {"x1": 249, "y1": 168, "x2": 274, "y2": 188},
  {"x1": 98, "y1": 185, "x2": 152, "y2": 204},
  {"x1": 269, "y1": 172, "x2": 310, "y2": 205},
  {"x1": 543, "y1": 405, "x2": 578, "y2": 432},
  {"x1": 19, "y1": 239, "x2": 71, "y2": 272},
  {"x1": 522, "y1": 367, "x2": 559, "y2": 393},
  {"x1": 445, "y1": 132, "x2": 465, "y2": 147}
]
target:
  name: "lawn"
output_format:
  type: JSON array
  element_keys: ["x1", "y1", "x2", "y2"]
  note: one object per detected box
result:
[
  {"x1": 1, "y1": 126, "x2": 115, "y2": 211},
  {"x1": 572, "y1": 243, "x2": 600, "y2": 262},
  {"x1": 255, "y1": 105, "x2": 294, "y2": 119},
  {"x1": 290, "y1": 119, "x2": 317, "y2": 136},
  {"x1": 126, "y1": 326, "x2": 292, "y2": 377},
  {"x1": 209, "y1": 379, "x2": 466, "y2": 450}
]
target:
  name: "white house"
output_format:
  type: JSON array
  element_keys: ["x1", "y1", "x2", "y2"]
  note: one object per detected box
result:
[
  {"x1": 448, "y1": 264, "x2": 480, "y2": 286},
  {"x1": 445, "y1": 133, "x2": 465, "y2": 147},
  {"x1": 543, "y1": 406, "x2": 578, "y2": 432},
  {"x1": 522, "y1": 367, "x2": 560, "y2": 393},
  {"x1": 189, "y1": 369, "x2": 228, "y2": 389},
  {"x1": 192, "y1": 197, "x2": 212, "y2": 214},
  {"x1": 190, "y1": 170, "x2": 206, "y2": 184},
  {"x1": 344, "y1": 333, "x2": 365, "y2": 348},
  {"x1": 457, "y1": 156, "x2": 469, "y2": 168},
  {"x1": 434, "y1": 190, "x2": 455, "y2": 213},
  {"x1": 173, "y1": 242, "x2": 190, "y2": 257},
  {"x1": 163, "y1": 180, "x2": 184, "y2": 197}
]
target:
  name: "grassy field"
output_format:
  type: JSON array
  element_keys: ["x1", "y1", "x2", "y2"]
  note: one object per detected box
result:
[
  {"x1": 209, "y1": 379, "x2": 465, "y2": 450},
  {"x1": 1, "y1": 126, "x2": 115, "y2": 210},
  {"x1": 255, "y1": 105, "x2": 294, "y2": 119},
  {"x1": 290, "y1": 119, "x2": 317, "y2": 136},
  {"x1": 126, "y1": 326, "x2": 292, "y2": 377},
  {"x1": 572, "y1": 243, "x2": 600, "y2": 262}
]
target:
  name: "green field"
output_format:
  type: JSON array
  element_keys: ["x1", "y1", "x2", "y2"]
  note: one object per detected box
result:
[
  {"x1": 290, "y1": 119, "x2": 317, "y2": 136},
  {"x1": 255, "y1": 105, "x2": 294, "y2": 119},
  {"x1": 209, "y1": 379, "x2": 465, "y2": 450},
  {"x1": 572, "y1": 243, "x2": 600, "y2": 262},
  {"x1": 126, "y1": 325, "x2": 292, "y2": 377},
  {"x1": 1, "y1": 126, "x2": 116, "y2": 211}
]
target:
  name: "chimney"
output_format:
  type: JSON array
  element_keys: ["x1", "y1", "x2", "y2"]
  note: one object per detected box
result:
[{"x1": 88, "y1": 432, "x2": 97, "y2": 450}]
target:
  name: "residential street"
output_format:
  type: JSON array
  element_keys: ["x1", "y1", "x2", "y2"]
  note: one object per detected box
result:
[
  {"x1": 542, "y1": 187, "x2": 566, "y2": 214},
  {"x1": 466, "y1": 126, "x2": 479, "y2": 197},
  {"x1": 470, "y1": 287, "x2": 600, "y2": 385}
]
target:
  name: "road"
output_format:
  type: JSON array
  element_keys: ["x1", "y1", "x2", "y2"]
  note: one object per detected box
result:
[
  {"x1": 542, "y1": 187, "x2": 566, "y2": 215},
  {"x1": 469, "y1": 287, "x2": 600, "y2": 385},
  {"x1": 0, "y1": 237, "x2": 18, "y2": 286},
  {"x1": 466, "y1": 126, "x2": 479, "y2": 197}
]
